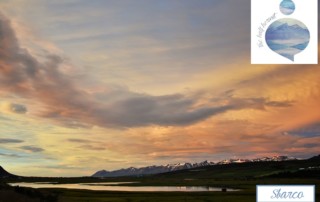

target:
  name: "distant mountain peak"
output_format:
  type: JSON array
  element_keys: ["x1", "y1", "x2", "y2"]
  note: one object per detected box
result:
[
  {"x1": 291, "y1": 24, "x2": 301, "y2": 28},
  {"x1": 280, "y1": 22, "x2": 289, "y2": 27}
]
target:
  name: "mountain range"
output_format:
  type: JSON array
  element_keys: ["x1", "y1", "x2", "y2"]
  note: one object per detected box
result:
[
  {"x1": 266, "y1": 22, "x2": 310, "y2": 40},
  {"x1": 0, "y1": 155, "x2": 318, "y2": 179},
  {"x1": 92, "y1": 156, "x2": 298, "y2": 177},
  {"x1": 92, "y1": 160, "x2": 214, "y2": 177}
]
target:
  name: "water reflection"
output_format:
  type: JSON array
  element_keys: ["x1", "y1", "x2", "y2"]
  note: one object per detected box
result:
[
  {"x1": 9, "y1": 182, "x2": 239, "y2": 192},
  {"x1": 81, "y1": 182, "x2": 138, "y2": 186}
]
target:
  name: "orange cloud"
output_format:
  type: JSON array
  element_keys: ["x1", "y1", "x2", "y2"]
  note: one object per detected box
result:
[{"x1": 2, "y1": 12, "x2": 296, "y2": 130}]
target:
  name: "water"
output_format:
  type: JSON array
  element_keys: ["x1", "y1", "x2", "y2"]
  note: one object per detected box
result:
[{"x1": 9, "y1": 182, "x2": 239, "y2": 192}]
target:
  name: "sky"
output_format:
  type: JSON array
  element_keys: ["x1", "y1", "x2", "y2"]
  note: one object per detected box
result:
[{"x1": 0, "y1": 0, "x2": 319, "y2": 177}]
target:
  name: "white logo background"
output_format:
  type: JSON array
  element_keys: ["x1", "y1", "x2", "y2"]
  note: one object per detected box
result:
[
  {"x1": 251, "y1": 0, "x2": 318, "y2": 64},
  {"x1": 257, "y1": 185, "x2": 315, "y2": 202}
]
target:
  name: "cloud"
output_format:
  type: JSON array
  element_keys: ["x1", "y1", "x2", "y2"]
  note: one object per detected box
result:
[
  {"x1": 78, "y1": 144, "x2": 106, "y2": 151},
  {"x1": 67, "y1": 139, "x2": 106, "y2": 150},
  {"x1": 0, "y1": 138, "x2": 24, "y2": 143},
  {"x1": 1, "y1": 12, "x2": 283, "y2": 129},
  {"x1": 303, "y1": 143, "x2": 319, "y2": 148},
  {"x1": 0, "y1": 102, "x2": 27, "y2": 114},
  {"x1": 41, "y1": 165, "x2": 83, "y2": 170},
  {"x1": 0, "y1": 152, "x2": 22, "y2": 158},
  {"x1": 227, "y1": 96, "x2": 294, "y2": 110},
  {"x1": 288, "y1": 122, "x2": 320, "y2": 137},
  {"x1": 20, "y1": 146, "x2": 44, "y2": 153},
  {"x1": 67, "y1": 138, "x2": 89, "y2": 143},
  {"x1": 265, "y1": 100, "x2": 294, "y2": 108},
  {"x1": 9, "y1": 103, "x2": 27, "y2": 114},
  {"x1": 0, "y1": 11, "x2": 315, "y2": 130}
]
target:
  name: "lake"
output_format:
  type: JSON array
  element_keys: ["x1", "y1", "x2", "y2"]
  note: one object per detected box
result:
[{"x1": 9, "y1": 182, "x2": 239, "y2": 192}]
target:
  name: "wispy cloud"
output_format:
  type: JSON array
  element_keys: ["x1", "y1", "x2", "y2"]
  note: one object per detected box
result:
[
  {"x1": 67, "y1": 138, "x2": 90, "y2": 143},
  {"x1": 0, "y1": 138, "x2": 24, "y2": 144},
  {"x1": 78, "y1": 145, "x2": 106, "y2": 151},
  {"x1": 0, "y1": 152, "x2": 22, "y2": 158},
  {"x1": 20, "y1": 146, "x2": 44, "y2": 153}
]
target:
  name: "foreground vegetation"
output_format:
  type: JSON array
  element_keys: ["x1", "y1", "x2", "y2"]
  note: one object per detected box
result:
[
  {"x1": 1, "y1": 156, "x2": 319, "y2": 202},
  {"x1": 55, "y1": 188, "x2": 254, "y2": 202},
  {"x1": 0, "y1": 182, "x2": 58, "y2": 202}
]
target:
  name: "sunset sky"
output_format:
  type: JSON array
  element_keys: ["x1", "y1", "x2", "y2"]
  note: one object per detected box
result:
[{"x1": 0, "y1": 0, "x2": 319, "y2": 177}]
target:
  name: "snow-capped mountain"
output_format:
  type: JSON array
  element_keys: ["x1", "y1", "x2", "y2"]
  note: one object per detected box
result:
[
  {"x1": 217, "y1": 156, "x2": 298, "y2": 165},
  {"x1": 92, "y1": 161, "x2": 214, "y2": 177},
  {"x1": 92, "y1": 156, "x2": 298, "y2": 177},
  {"x1": 252, "y1": 155, "x2": 298, "y2": 162}
]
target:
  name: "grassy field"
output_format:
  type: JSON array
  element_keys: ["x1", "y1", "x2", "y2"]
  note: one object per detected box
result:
[
  {"x1": 55, "y1": 189, "x2": 255, "y2": 202},
  {"x1": 1, "y1": 157, "x2": 319, "y2": 202}
]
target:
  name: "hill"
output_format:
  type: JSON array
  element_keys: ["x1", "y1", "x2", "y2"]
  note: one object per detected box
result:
[
  {"x1": 308, "y1": 154, "x2": 320, "y2": 161},
  {"x1": 0, "y1": 166, "x2": 16, "y2": 178}
]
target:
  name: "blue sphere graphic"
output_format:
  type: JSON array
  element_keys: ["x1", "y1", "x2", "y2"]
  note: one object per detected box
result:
[{"x1": 280, "y1": 0, "x2": 295, "y2": 15}]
